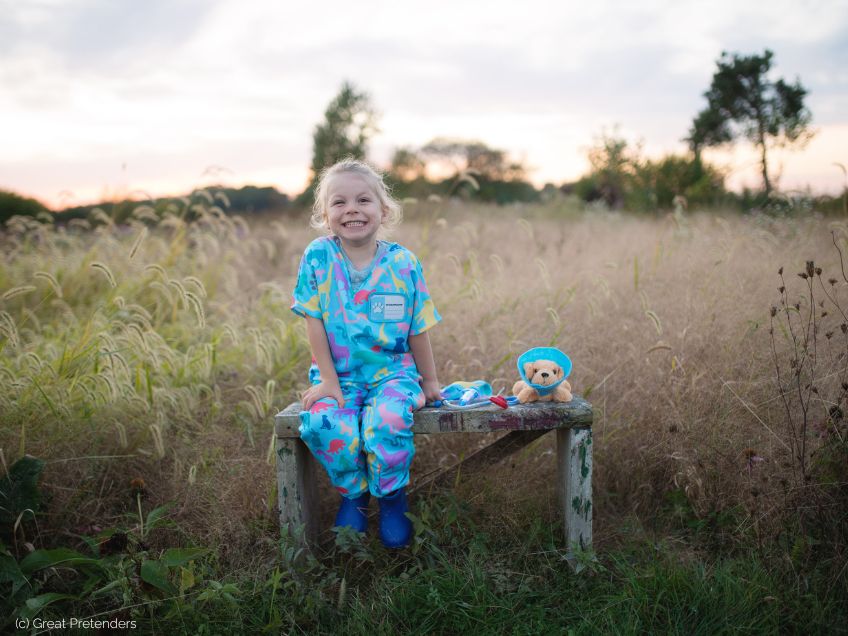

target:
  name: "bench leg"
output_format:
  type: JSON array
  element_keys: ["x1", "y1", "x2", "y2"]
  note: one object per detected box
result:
[
  {"x1": 276, "y1": 436, "x2": 319, "y2": 548},
  {"x1": 556, "y1": 427, "x2": 593, "y2": 566}
]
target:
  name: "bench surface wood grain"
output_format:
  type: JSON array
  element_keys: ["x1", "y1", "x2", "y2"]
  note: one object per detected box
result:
[{"x1": 274, "y1": 397, "x2": 593, "y2": 564}]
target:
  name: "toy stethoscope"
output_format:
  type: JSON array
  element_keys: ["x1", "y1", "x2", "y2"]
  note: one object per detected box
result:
[{"x1": 427, "y1": 380, "x2": 520, "y2": 409}]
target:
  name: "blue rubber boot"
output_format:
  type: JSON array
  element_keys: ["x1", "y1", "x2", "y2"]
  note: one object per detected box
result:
[
  {"x1": 334, "y1": 492, "x2": 370, "y2": 533},
  {"x1": 378, "y1": 487, "x2": 413, "y2": 548}
]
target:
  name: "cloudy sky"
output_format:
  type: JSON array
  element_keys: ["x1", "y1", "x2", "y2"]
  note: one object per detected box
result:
[{"x1": 2, "y1": 0, "x2": 847, "y2": 208}]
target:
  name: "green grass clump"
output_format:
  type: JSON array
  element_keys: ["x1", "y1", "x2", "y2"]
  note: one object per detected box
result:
[{"x1": 14, "y1": 492, "x2": 840, "y2": 634}]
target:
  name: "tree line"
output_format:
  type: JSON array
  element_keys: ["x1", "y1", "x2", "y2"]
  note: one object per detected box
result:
[
  {"x1": 299, "y1": 49, "x2": 815, "y2": 212},
  {"x1": 0, "y1": 185, "x2": 290, "y2": 227},
  {"x1": 1, "y1": 48, "x2": 824, "y2": 225}
]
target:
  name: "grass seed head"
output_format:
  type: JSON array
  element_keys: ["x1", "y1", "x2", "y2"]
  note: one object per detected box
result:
[
  {"x1": 2, "y1": 285, "x2": 37, "y2": 301},
  {"x1": 90, "y1": 262, "x2": 117, "y2": 288}
]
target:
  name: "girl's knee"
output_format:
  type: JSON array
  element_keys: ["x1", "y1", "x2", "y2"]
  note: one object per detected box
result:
[
  {"x1": 367, "y1": 379, "x2": 423, "y2": 426},
  {"x1": 301, "y1": 403, "x2": 357, "y2": 435},
  {"x1": 390, "y1": 377, "x2": 426, "y2": 410},
  {"x1": 299, "y1": 405, "x2": 361, "y2": 466}
]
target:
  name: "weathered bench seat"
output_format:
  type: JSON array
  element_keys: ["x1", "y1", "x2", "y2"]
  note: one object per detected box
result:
[{"x1": 275, "y1": 397, "x2": 593, "y2": 557}]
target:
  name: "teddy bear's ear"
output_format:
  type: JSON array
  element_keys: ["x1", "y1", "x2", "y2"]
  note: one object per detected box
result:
[{"x1": 523, "y1": 362, "x2": 536, "y2": 378}]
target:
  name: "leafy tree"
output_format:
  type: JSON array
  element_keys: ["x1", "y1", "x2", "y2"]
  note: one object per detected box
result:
[
  {"x1": 389, "y1": 147, "x2": 426, "y2": 181},
  {"x1": 420, "y1": 138, "x2": 525, "y2": 181},
  {"x1": 573, "y1": 131, "x2": 640, "y2": 209},
  {"x1": 388, "y1": 138, "x2": 537, "y2": 204},
  {"x1": 573, "y1": 131, "x2": 727, "y2": 211},
  {"x1": 214, "y1": 185, "x2": 289, "y2": 213},
  {"x1": 0, "y1": 189, "x2": 50, "y2": 225},
  {"x1": 299, "y1": 82, "x2": 378, "y2": 204},
  {"x1": 687, "y1": 49, "x2": 813, "y2": 195},
  {"x1": 634, "y1": 154, "x2": 727, "y2": 210}
]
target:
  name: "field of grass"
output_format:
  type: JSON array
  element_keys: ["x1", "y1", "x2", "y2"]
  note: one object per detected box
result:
[{"x1": 1, "y1": 197, "x2": 846, "y2": 633}]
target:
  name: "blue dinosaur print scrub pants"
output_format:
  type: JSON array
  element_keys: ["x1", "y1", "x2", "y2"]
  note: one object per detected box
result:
[{"x1": 290, "y1": 236, "x2": 441, "y2": 498}]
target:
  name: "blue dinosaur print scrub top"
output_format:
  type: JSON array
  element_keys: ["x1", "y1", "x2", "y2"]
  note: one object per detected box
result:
[{"x1": 291, "y1": 236, "x2": 441, "y2": 384}]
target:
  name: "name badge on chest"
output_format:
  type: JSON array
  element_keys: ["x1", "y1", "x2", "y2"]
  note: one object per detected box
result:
[{"x1": 369, "y1": 293, "x2": 406, "y2": 323}]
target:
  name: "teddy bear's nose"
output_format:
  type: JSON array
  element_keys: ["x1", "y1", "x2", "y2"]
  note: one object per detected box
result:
[{"x1": 541, "y1": 372, "x2": 549, "y2": 378}]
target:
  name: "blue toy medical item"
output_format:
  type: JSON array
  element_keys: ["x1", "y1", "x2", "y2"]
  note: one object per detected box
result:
[
  {"x1": 429, "y1": 380, "x2": 496, "y2": 409},
  {"x1": 440, "y1": 380, "x2": 492, "y2": 401},
  {"x1": 517, "y1": 347, "x2": 572, "y2": 397},
  {"x1": 460, "y1": 387, "x2": 482, "y2": 405}
]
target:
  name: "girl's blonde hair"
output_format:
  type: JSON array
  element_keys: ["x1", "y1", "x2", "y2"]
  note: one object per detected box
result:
[{"x1": 310, "y1": 158, "x2": 402, "y2": 235}]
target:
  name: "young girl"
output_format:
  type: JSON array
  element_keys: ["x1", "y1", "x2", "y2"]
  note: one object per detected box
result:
[{"x1": 290, "y1": 159, "x2": 441, "y2": 548}]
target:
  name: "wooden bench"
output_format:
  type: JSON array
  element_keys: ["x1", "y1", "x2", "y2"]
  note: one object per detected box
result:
[{"x1": 274, "y1": 398, "x2": 593, "y2": 558}]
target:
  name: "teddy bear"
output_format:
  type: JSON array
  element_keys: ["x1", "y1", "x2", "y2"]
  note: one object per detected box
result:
[{"x1": 512, "y1": 359, "x2": 573, "y2": 403}]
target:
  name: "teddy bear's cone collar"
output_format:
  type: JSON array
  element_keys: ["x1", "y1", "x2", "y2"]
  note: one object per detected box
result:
[{"x1": 517, "y1": 347, "x2": 572, "y2": 396}]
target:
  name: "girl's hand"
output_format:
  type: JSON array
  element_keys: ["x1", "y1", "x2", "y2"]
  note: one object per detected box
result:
[
  {"x1": 302, "y1": 380, "x2": 345, "y2": 411},
  {"x1": 420, "y1": 379, "x2": 441, "y2": 404}
]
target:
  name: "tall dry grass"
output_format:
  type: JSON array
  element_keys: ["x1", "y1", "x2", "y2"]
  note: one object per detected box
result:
[
  {"x1": 1, "y1": 202, "x2": 309, "y2": 554},
  {"x1": 359, "y1": 203, "x2": 844, "y2": 556},
  {"x1": 1, "y1": 200, "x2": 845, "y2": 563}
]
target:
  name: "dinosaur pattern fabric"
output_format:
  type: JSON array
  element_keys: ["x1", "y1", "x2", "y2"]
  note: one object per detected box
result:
[{"x1": 291, "y1": 236, "x2": 441, "y2": 497}]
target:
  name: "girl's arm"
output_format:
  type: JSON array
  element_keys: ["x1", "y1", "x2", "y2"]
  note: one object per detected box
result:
[
  {"x1": 301, "y1": 316, "x2": 345, "y2": 409},
  {"x1": 409, "y1": 330, "x2": 441, "y2": 403}
]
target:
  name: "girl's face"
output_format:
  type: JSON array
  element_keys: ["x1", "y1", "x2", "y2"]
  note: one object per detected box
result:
[{"x1": 324, "y1": 172, "x2": 386, "y2": 249}]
